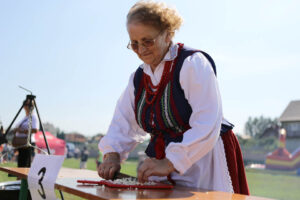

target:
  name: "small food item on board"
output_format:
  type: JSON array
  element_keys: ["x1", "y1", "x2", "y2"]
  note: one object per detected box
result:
[
  {"x1": 107, "y1": 177, "x2": 156, "y2": 186},
  {"x1": 77, "y1": 177, "x2": 174, "y2": 189}
]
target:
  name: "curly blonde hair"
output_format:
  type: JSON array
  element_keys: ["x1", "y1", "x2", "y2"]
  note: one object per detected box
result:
[{"x1": 127, "y1": 0, "x2": 183, "y2": 34}]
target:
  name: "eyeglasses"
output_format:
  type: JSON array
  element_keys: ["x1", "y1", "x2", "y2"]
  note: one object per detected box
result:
[{"x1": 127, "y1": 31, "x2": 163, "y2": 51}]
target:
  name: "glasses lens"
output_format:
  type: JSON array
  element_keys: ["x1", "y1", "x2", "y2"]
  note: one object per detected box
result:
[
  {"x1": 130, "y1": 43, "x2": 139, "y2": 51},
  {"x1": 143, "y1": 39, "x2": 155, "y2": 48},
  {"x1": 127, "y1": 35, "x2": 158, "y2": 50}
]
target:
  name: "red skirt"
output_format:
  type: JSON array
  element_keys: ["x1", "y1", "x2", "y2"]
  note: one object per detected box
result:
[{"x1": 221, "y1": 130, "x2": 250, "y2": 195}]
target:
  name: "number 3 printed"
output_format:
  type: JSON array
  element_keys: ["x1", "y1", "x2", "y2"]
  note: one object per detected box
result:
[{"x1": 38, "y1": 167, "x2": 46, "y2": 199}]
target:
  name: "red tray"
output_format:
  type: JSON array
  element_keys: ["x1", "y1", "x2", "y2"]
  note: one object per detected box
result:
[{"x1": 77, "y1": 179, "x2": 174, "y2": 189}]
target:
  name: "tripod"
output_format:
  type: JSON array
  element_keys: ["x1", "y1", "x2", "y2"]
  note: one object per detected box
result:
[
  {"x1": 4, "y1": 94, "x2": 51, "y2": 157},
  {"x1": 1, "y1": 94, "x2": 66, "y2": 200}
]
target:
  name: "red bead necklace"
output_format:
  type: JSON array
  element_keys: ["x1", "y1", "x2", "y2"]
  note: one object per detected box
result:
[
  {"x1": 143, "y1": 60, "x2": 172, "y2": 105},
  {"x1": 142, "y1": 43, "x2": 184, "y2": 133}
]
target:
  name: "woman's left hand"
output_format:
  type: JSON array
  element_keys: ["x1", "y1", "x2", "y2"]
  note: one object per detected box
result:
[{"x1": 137, "y1": 157, "x2": 176, "y2": 183}]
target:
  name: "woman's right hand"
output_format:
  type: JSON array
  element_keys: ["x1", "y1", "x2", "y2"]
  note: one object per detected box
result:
[{"x1": 97, "y1": 152, "x2": 121, "y2": 180}]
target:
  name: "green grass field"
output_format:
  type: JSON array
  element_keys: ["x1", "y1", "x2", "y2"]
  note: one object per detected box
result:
[
  {"x1": 246, "y1": 168, "x2": 300, "y2": 200},
  {"x1": 1, "y1": 159, "x2": 300, "y2": 200}
]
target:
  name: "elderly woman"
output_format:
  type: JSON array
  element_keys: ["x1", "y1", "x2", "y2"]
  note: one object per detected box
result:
[{"x1": 98, "y1": 1, "x2": 249, "y2": 195}]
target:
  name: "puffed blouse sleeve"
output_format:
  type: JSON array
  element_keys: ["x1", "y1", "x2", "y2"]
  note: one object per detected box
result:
[
  {"x1": 31, "y1": 114, "x2": 39, "y2": 130},
  {"x1": 98, "y1": 72, "x2": 148, "y2": 162},
  {"x1": 165, "y1": 52, "x2": 223, "y2": 174}
]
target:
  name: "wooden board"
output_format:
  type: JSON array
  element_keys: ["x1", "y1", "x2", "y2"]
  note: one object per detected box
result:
[{"x1": 77, "y1": 179, "x2": 174, "y2": 189}]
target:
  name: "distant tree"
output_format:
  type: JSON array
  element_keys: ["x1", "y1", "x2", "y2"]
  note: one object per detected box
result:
[
  {"x1": 42, "y1": 122, "x2": 59, "y2": 136},
  {"x1": 244, "y1": 116, "x2": 279, "y2": 138},
  {"x1": 89, "y1": 133, "x2": 104, "y2": 143},
  {"x1": 57, "y1": 131, "x2": 65, "y2": 140}
]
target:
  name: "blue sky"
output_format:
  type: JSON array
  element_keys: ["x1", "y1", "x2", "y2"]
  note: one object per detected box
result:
[{"x1": 1, "y1": 0, "x2": 299, "y2": 136}]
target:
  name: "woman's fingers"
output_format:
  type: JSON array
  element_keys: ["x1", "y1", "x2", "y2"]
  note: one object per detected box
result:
[
  {"x1": 137, "y1": 158, "x2": 176, "y2": 183},
  {"x1": 137, "y1": 162, "x2": 147, "y2": 182},
  {"x1": 142, "y1": 168, "x2": 153, "y2": 182},
  {"x1": 138, "y1": 158, "x2": 153, "y2": 182},
  {"x1": 97, "y1": 166, "x2": 103, "y2": 177},
  {"x1": 103, "y1": 165, "x2": 112, "y2": 180},
  {"x1": 98, "y1": 161, "x2": 121, "y2": 180},
  {"x1": 109, "y1": 165, "x2": 120, "y2": 180},
  {"x1": 98, "y1": 164, "x2": 107, "y2": 178}
]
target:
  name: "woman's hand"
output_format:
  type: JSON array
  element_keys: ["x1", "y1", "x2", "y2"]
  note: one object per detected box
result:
[
  {"x1": 98, "y1": 152, "x2": 121, "y2": 180},
  {"x1": 137, "y1": 157, "x2": 176, "y2": 183}
]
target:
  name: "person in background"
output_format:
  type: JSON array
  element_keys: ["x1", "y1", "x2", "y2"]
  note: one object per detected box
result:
[
  {"x1": 0, "y1": 144, "x2": 4, "y2": 163},
  {"x1": 0, "y1": 121, "x2": 6, "y2": 147},
  {"x1": 98, "y1": 0, "x2": 249, "y2": 195},
  {"x1": 0, "y1": 122, "x2": 3, "y2": 163},
  {"x1": 80, "y1": 146, "x2": 89, "y2": 169},
  {"x1": 74, "y1": 147, "x2": 80, "y2": 159},
  {"x1": 13, "y1": 99, "x2": 39, "y2": 167}
]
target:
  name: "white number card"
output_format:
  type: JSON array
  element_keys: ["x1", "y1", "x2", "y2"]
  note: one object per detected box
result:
[{"x1": 28, "y1": 154, "x2": 65, "y2": 200}]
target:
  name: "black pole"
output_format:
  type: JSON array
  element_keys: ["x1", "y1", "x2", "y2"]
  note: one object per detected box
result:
[
  {"x1": 59, "y1": 190, "x2": 64, "y2": 200},
  {"x1": 4, "y1": 103, "x2": 24, "y2": 136},
  {"x1": 31, "y1": 98, "x2": 51, "y2": 155}
]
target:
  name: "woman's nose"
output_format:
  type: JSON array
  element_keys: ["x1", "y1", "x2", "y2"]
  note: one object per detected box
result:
[{"x1": 138, "y1": 45, "x2": 147, "y2": 54}]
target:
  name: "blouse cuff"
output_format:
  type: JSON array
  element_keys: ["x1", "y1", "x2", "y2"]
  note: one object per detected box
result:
[
  {"x1": 98, "y1": 142, "x2": 127, "y2": 162},
  {"x1": 165, "y1": 145, "x2": 193, "y2": 175},
  {"x1": 98, "y1": 142, "x2": 116, "y2": 155}
]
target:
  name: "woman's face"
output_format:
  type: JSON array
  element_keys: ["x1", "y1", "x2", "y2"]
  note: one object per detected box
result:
[
  {"x1": 127, "y1": 22, "x2": 171, "y2": 69},
  {"x1": 23, "y1": 100, "x2": 32, "y2": 113}
]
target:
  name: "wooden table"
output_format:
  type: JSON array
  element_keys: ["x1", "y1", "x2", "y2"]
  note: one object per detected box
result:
[{"x1": 0, "y1": 166, "x2": 273, "y2": 200}]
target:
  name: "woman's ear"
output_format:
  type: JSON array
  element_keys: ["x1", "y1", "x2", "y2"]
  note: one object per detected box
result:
[{"x1": 165, "y1": 31, "x2": 174, "y2": 43}]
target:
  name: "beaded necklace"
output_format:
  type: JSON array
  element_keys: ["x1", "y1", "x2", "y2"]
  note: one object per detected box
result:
[
  {"x1": 143, "y1": 61, "x2": 173, "y2": 132},
  {"x1": 143, "y1": 60, "x2": 173, "y2": 105},
  {"x1": 142, "y1": 44, "x2": 183, "y2": 133}
]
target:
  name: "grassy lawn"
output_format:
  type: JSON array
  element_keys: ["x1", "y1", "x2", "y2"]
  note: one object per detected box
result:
[
  {"x1": 1, "y1": 159, "x2": 300, "y2": 200},
  {"x1": 246, "y1": 168, "x2": 300, "y2": 200}
]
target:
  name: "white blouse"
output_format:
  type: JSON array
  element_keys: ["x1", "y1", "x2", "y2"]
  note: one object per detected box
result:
[
  {"x1": 99, "y1": 43, "x2": 233, "y2": 192},
  {"x1": 15, "y1": 115, "x2": 38, "y2": 134}
]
